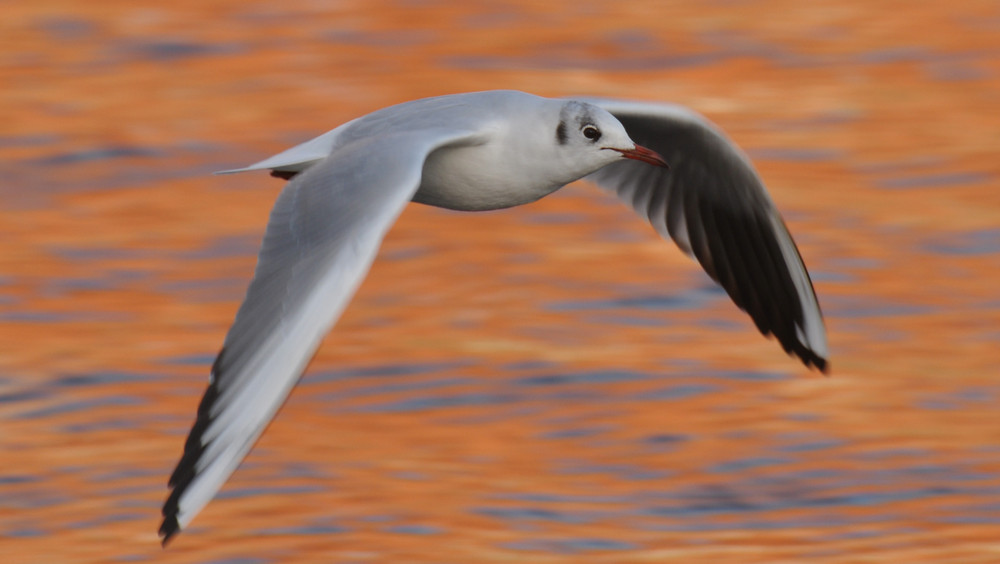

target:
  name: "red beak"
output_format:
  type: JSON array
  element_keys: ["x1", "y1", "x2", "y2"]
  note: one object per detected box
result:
[{"x1": 610, "y1": 144, "x2": 669, "y2": 168}]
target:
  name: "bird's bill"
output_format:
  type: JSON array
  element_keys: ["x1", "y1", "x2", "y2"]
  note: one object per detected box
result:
[{"x1": 610, "y1": 144, "x2": 669, "y2": 168}]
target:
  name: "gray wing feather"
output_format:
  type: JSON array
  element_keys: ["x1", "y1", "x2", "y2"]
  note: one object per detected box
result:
[
  {"x1": 215, "y1": 118, "x2": 362, "y2": 176},
  {"x1": 584, "y1": 99, "x2": 828, "y2": 371},
  {"x1": 161, "y1": 128, "x2": 481, "y2": 543}
]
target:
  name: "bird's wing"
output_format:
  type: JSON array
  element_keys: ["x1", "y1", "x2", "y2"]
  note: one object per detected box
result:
[
  {"x1": 582, "y1": 98, "x2": 828, "y2": 371},
  {"x1": 215, "y1": 117, "x2": 362, "y2": 176},
  {"x1": 161, "y1": 127, "x2": 484, "y2": 544}
]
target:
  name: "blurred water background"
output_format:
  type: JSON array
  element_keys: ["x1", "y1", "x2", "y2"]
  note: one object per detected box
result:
[{"x1": 1, "y1": 1, "x2": 998, "y2": 562}]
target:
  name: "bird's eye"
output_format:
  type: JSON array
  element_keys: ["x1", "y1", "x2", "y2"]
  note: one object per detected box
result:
[{"x1": 582, "y1": 125, "x2": 601, "y2": 141}]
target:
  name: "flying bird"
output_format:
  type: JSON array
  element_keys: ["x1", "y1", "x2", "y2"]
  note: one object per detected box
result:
[{"x1": 160, "y1": 90, "x2": 828, "y2": 544}]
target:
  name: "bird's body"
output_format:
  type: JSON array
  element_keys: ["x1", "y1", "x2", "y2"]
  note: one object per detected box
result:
[
  {"x1": 160, "y1": 90, "x2": 828, "y2": 544},
  {"x1": 230, "y1": 91, "x2": 650, "y2": 210}
]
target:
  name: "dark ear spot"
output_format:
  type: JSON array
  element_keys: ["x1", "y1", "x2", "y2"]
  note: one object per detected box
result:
[{"x1": 556, "y1": 121, "x2": 567, "y2": 145}]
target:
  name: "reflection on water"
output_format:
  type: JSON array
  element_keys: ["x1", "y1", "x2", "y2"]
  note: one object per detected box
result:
[{"x1": 2, "y1": 1, "x2": 999, "y2": 562}]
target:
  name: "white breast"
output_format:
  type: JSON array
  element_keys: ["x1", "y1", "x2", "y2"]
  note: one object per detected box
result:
[{"x1": 413, "y1": 132, "x2": 564, "y2": 211}]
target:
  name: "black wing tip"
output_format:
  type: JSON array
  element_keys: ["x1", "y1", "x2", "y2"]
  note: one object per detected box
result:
[
  {"x1": 805, "y1": 353, "x2": 829, "y2": 375},
  {"x1": 788, "y1": 342, "x2": 828, "y2": 375},
  {"x1": 159, "y1": 515, "x2": 180, "y2": 547},
  {"x1": 160, "y1": 476, "x2": 187, "y2": 546},
  {"x1": 160, "y1": 346, "x2": 227, "y2": 547},
  {"x1": 761, "y1": 326, "x2": 829, "y2": 375},
  {"x1": 166, "y1": 380, "x2": 218, "y2": 488},
  {"x1": 270, "y1": 169, "x2": 298, "y2": 180}
]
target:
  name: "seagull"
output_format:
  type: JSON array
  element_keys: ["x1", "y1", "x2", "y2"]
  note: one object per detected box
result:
[{"x1": 160, "y1": 90, "x2": 828, "y2": 544}]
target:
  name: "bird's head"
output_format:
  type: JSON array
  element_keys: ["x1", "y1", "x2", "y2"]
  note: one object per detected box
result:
[{"x1": 552, "y1": 100, "x2": 668, "y2": 177}]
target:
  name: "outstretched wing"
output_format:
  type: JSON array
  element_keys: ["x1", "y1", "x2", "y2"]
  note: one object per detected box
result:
[
  {"x1": 161, "y1": 128, "x2": 482, "y2": 544},
  {"x1": 215, "y1": 117, "x2": 361, "y2": 178},
  {"x1": 584, "y1": 98, "x2": 828, "y2": 372}
]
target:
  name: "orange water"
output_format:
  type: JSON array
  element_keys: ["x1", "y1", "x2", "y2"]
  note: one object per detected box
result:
[{"x1": 2, "y1": 1, "x2": 999, "y2": 562}]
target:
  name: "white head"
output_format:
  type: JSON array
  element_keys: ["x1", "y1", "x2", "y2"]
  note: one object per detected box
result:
[{"x1": 547, "y1": 100, "x2": 667, "y2": 183}]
